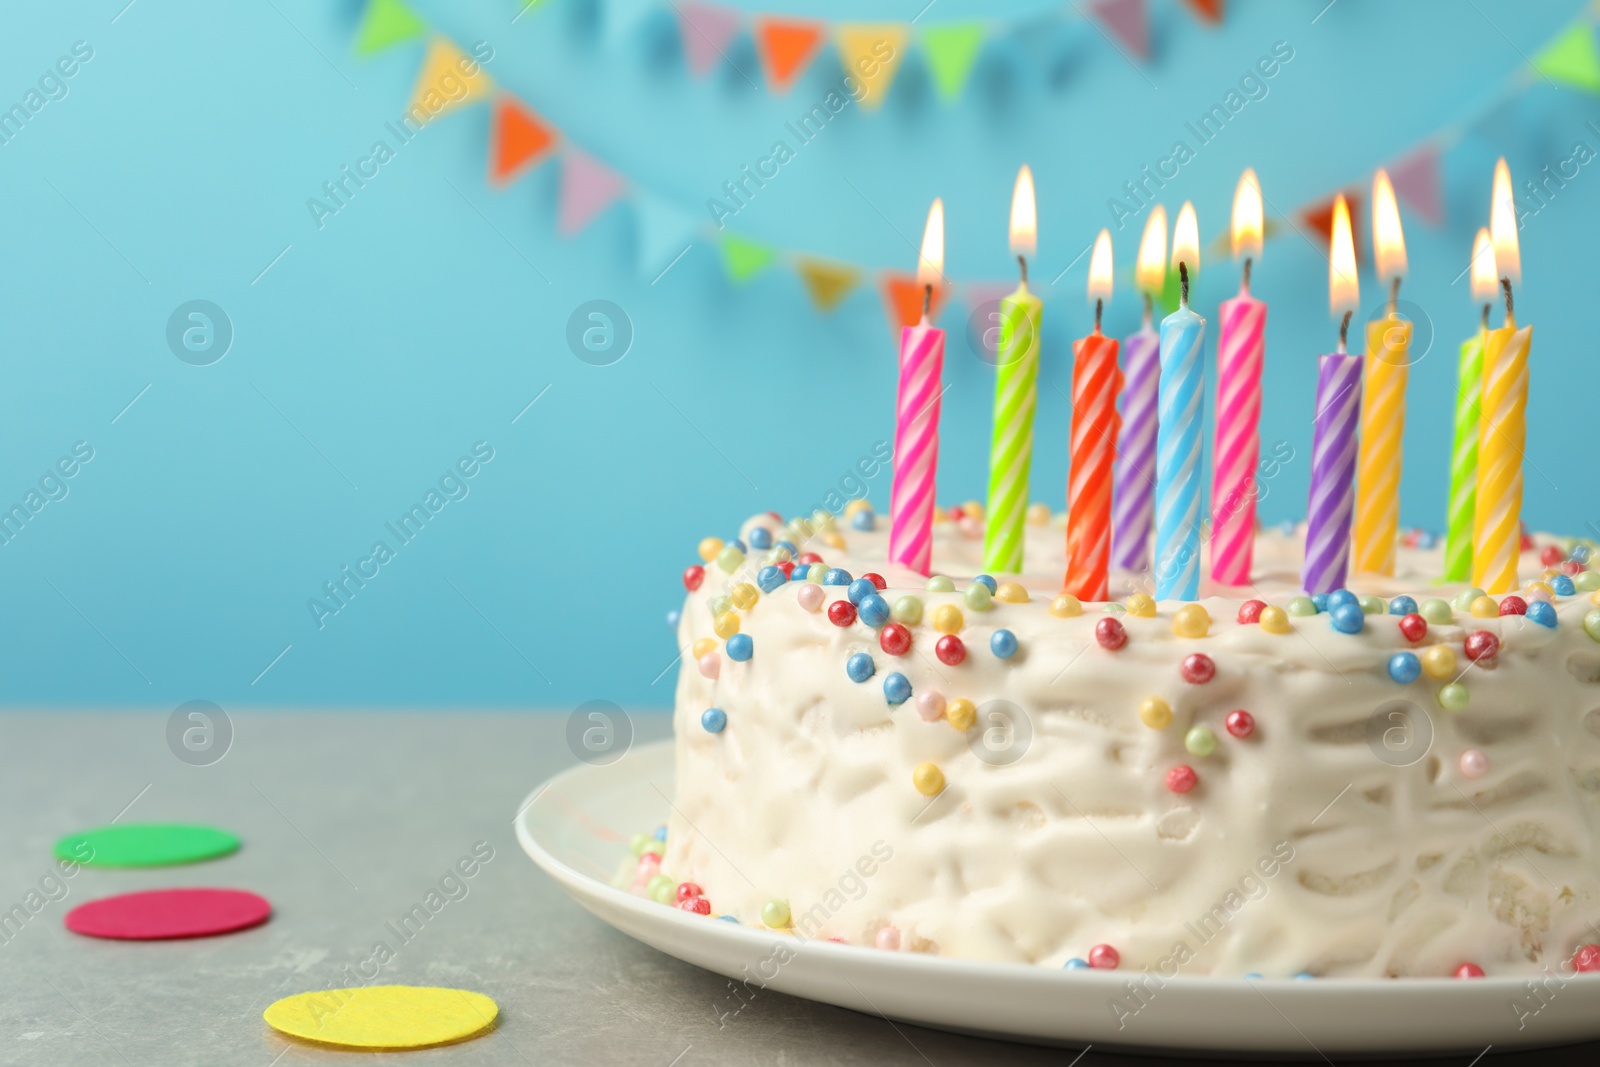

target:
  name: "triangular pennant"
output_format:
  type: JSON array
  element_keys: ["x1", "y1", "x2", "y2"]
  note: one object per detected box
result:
[
  {"x1": 488, "y1": 96, "x2": 559, "y2": 185},
  {"x1": 1182, "y1": 0, "x2": 1224, "y2": 25},
  {"x1": 919, "y1": 23, "x2": 984, "y2": 100},
  {"x1": 754, "y1": 17, "x2": 825, "y2": 93},
  {"x1": 719, "y1": 233, "x2": 777, "y2": 283},
  {"x1": 795, "y1": 257, "x2": 862, "y2": 311},
  {"x1": 633, "y1": 191, "x2": 699, "y2": 279},
  {"x1": 1388, "y1": 143, "x2": 1445, "y2": 227},
  {"x1": 678, "y1": 1, "x2": 741, "y2": 77},
  {"x1": 355, "y1": 0, "x2": 426, "y2": 55},
  {"x1": 409, "y1": 38, "x2": 494, "y2": 119},
  {"x1": 1089, "y1": 0, "x2": 1148, "y2": 61},
  {"x1": 836, "y1": 25, "x2": 910, "y2": 110},
  {"x1": 603, "y1": 0, "x2": 656, "y2": 46},
  {"x1": 1533, "y1": 23, "x2": 1600, "y2": 92},
  {"x1": 881, "y1": 272, "x2": 949, "y2": 334},
  {"x1": 558, "y1": 149, "x2": 627, "y2": 235},
  {"x1": 1299, "y1": 191, "x2": 1363, "y2": 264}
]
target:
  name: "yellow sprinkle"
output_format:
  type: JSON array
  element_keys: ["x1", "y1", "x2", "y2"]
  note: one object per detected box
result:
[
  {"x1": 1542, "y1": 567, "x2": 1561, "y2": 581},
  {"x1": 1592, "y1": 590, "x2": 1600, "y2": 606},
  {"x1": 844, "y1": 499, "x2": 872, "y2": 517},
  {"x1": 946, "y1": 698, "x2": 976, "y2": 731},
  {"x1": 692, "y1": 637, "x2": 717, "y2": 659},
  {"x1": 933, "y1": 604, "x2": 964, "y2": 634},
  {"x1": 912, "y1": 762, "x2": 946, "y2": 796},
  {"x1": 730, "y1": 583, "x2": 759, "y2": 610},
  {"x1": 811, "y1": 509, "x2": 837, "y2": 531},
  {"x1": 961, "y1": 500, "x2": 984, "y2": 520},
  {"x1": 713, "y1": 612, "x2": 741, "y2": 639},
  {"x1": 1524, "y1": 580, "x2": 1554, "y2": 600},
  {"x1": 822, "y1": 531, "x2": 846, "y2": 550},
  {"x1": 1125, "y1": 593, "x2": 1157, "y2": 618},
  {"x1": 1173, "y1": 603, "x2": 1210, "y2": 638},
  {"x1": 932, "y1": 506, "x2": 948, "y2": 523},
  {"x1": 1259, "y1": 606, "x2": 1291, "y2": 634},
  {"x1": 697, "y1": 537, "x2": 723, "y2": 563},
  {"x1": 995, "y1": 582, "x2": 1030, "y2": 604},
  {"x1": 1421, "y1": 644, "x2": 1457, "y2": 680},
  {"x1": 1469, "y1": 595, "x2": 1498, "y2": 618},
  {"x1": 1026, "y1": 502, "x2": 1051, "y2": 526},
  {"x1": 1050, "y1": 594, "x2": 1083, "y2": 617},
  {"x1": 1139, "y1": 696, "x2": 1173, "y2": 730}
]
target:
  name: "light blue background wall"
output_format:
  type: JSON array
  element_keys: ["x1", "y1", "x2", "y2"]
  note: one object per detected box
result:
[{"x1": 0, "y1": 0, "x2": 1593, "y2": 709}]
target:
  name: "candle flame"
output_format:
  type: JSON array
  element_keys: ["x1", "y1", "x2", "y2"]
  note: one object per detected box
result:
[
  {"x1": 1329, "y1": 194, "x2": 1359, "y2": 316},
  {"x1": 1372, "y1": 169, "x2": 1407, "y2": 285},
  {"x1": 1136, "y1": 204, "x2": 1167, "y2": 294},
  {"x1": 1231, "y1": 169, "x2": 1263, "y2": 261},
  {"x1": 1009, "y1": 165, "x2": 1036, "y2": 257},
  {"x1": 1490, "y1": 157, "x2": 1521, "y2": 286},
  {"x1": 1171, "y1": 201, "x2": 1199, "y2": 278},
  {"x1": 1088, "y1": 229, "x2": 1113, "y2": 303},
  {"x1": 1469, "y1": 227, "x2": 1498, "y2": 305},
  {"x1": 917, "y1": 198, "x2": 944, "y2": 286}
]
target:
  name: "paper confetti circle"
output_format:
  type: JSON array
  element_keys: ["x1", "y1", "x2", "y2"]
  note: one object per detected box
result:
[
  {"x1": 264, "y1": 986, "x2": 499, "y2": 1050},
  {"x1": 54, "y1": 823, "x2": 240, "y2": 868},
  {"x1": 65, "y1": 888, "x2": 271, "y2": 940}
]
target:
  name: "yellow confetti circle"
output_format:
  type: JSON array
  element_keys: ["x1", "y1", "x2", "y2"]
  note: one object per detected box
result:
[{"x1": 264, "y1": 986, "x2": 498, "y2": 1050}]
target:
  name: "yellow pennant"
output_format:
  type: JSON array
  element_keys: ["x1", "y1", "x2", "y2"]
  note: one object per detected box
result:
[
  {"x1": 795, "y1": 257, "x2": 861, "y2": 312},
  {"x1": 835, "y1": 25, "x2": 909, "y2": 110},
  {"x1": 408, "y1": 38, "x2": 494, "y2": 123}
]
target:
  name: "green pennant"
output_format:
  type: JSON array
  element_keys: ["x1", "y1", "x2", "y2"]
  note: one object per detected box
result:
[
  {"x1": 920, "y1": 23, "x2": 984, "y2": 101},
  {"x1": 719, "y1": 234, "x2": 776, "y2": 283},
  {"x1": 1533, "y1": 23, "x2": 1600, "y2": 93},
  {"x1": 355, "y1": 0, "x2": 427, "y2": 56}
]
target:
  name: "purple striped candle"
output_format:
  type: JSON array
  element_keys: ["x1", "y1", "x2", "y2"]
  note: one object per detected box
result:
[
  {"x1": 1110, "y1": 320, "x2": 1159, "y2": 571},
  {"x1": 1303, "y1": 352, "x2": 1362, "y2": 594}
]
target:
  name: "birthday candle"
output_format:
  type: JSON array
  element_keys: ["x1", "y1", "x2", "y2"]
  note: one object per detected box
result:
[
  {"x1": 1303, "y1": 195, "x2": 1362, "y2": 595},
  {"x1": 984, "y1": 166, "x2": 1041, "y2": 574},
  {"x1": 1110, "y1": 206, "x2": 1165, "y2": 573},
  {"x1": 1211, "y1": 170, "x2": 1266, "y2": 587},
  {"x1": 1154, "y1": 203, "x2": 1206, "y2": 601},
  {"x1": 1352, "y1": 170, "x2": 1412, "y2": 577},
  {"x1": 1064, "y1": 231, "x2": 1121, "y2": 601},
  {"x1": 1442, "y1": 228, "x2": 1497, "y2": 582},
  {"x1": 888, "y1": 200, "x2": 946, "y2": 577}
]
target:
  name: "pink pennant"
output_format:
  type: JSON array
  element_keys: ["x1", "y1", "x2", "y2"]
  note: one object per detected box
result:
[
  {"x1": 558, "y1": 149, "x2": 627, "y2": 235},
  {"x1": 1387, "y1": 143, "x2": 1444, "y2": 227},
  {"x1": 678, "y1": 2, "x2": 741, "y2": 77},
  {"x1": 1090, "y1": 0, "x2": 1149, "y2": 61}
]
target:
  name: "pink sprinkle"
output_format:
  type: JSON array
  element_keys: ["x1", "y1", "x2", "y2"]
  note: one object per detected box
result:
[
  {"x1": 875, "y1": 926, "x2": 901, "y2": 950},
  {"x1": 1459, "y1": 749, "x2": 1488, "y2": 779},
  {"x1": 698, "y1": 653, "x2": 720, "y2": 679},
  {"x1": 915, "y1": 691, "x2": 946, "y2": 723},
  {"x1": 1088, "y1": 943, "x2": 1120, "y2": 969},
  {"x1": 796, "y1": 584, "x2": 825, "y2": 612}
]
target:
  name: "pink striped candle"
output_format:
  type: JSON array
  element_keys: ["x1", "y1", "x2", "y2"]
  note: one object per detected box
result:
[
  {"x1": 889, "y1": 202, "x2": 946, "y2": 576},
  {"x1": 1211, "y1": 171, "x2": 1265, "y2": 587}
]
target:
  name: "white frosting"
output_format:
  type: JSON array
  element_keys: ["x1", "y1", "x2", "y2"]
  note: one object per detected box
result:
[{"x1": 665, "y1": 513, "x2": 1600, "y2": 977}]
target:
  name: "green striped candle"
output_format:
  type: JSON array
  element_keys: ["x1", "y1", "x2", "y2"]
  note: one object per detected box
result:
[{"x1": 1444, "y1": 228, "x2": 1498, "y2": 582}]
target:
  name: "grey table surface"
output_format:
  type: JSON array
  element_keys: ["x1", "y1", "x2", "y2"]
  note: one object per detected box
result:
[{"x1": 0, "y1": 710, "x2": 1589, "y2": 1067}]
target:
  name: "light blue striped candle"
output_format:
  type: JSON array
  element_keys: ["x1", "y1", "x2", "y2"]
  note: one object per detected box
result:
[{"x1": 1154, "y1": 288, "x2": 1207, "y2": 601}]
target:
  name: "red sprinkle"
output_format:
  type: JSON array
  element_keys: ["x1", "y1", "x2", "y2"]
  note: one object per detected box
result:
[
  {"x1": 683, "y1": 565, "x2": 705, "y2": 592},
  {"x1": 948, "y1": 506, "x2": 965, "y2": 521},
  {"x1": 1541, "y1": 545, "x2": 1565, "y2": 567},
  {"x1": 827, "y1": 600, "x2": 858, "y2": 627},
  {"x1": 1454, "y1": 963, "x2": 1485, "y2": 978},
  {"x1": 775, "y1": 560, "x2": 796, "y2": 579},
  {"x1": 935, "y1": 634, "x2": 967, "y2": 666},
  {"x1": 1088, "y1": 944, "x2": 1120, "y2": 970},
  {"x1": 1180, "y1": 653, "x2": 1215, "y2": 684},
  {"x1": 1498, "y1": 595, "x2": 1527, "y2": 616},
  {"x1": 1562, "y1": 560, "x2": 1584, "y2": 575},
  {"x1": 798, "y1": 552, "x2": 824, "y2": 565},
  {"x1": 1226, "y1": 710, "x2": 1255, "y2": 738},
  {"x1": 1575, "y1": 944, "x2": 1600, "y2": 972},
  {"x1": 1166, "y1": 765, "x2": 1198, "y2": 793},
  {"x1": 1463, "y1": 630, "x2": 1499, "y2": 664},
  {"x1": 675, "y1": 882, "x2": 703, "y2": 902},
  {"x1": 676, "y1": 896, "x2": 711, "y2": 915},
  {"x1": 862, "y1": 572, "x2": 887, "y2": 591},
  {"x1": 638, "y1": 852, "x2": 662, "y2": 867},
  {"x1": 879, "y1": 623, "x2": 912, "y2": 656},
  {"x1": 1398, "y1": 613, "x2": 1428, "y2": 643},
  {"x1": 1095, "y1": 617, "x2": 1127, "y2": 651},
  {"x1": 1236, "y1": 600, "x2": 1266, "y2": 625}
]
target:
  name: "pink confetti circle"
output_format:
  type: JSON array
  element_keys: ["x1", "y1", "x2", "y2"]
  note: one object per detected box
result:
[{"x1": 65, "y1": 888, "x2": 271, "y2": 941}]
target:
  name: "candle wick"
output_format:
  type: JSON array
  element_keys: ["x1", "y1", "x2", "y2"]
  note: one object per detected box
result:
[
  {"x1": 1178, "y1": 262, "x2": 1190, "y2": 306},
  {"x1": 1094, "y1": 297, "x2": 1103, "y2": 333},
  {"x1": 1388, "y1": 276, "x2": 1400, "y2": 319},
  {"x1": 1500, "y1": 277, "x2": 1514, "y2": 325},
  {"x1": 1141, "y1": 291, "x2": 1153, "y2": 329},
  {"x1": 1017, "y1": 254, "x2": 1028, "y2": 287},
  {"x1": 1242, "y1": 257, "x2": 1252, "y2": 292},
  {"x1": 1480, "y1": 303, "x2": 1491, "y2": 331},
  {"x1": 1337, "y1": 310, "x2": 1352, "y2": 354},
  {"x1": 922, "y1": 283, "x2": 932, "y2": 320}
]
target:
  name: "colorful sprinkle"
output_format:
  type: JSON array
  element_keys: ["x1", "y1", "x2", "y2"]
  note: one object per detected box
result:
[
  {"x1": 796, "y1": 584, "x2": 825, "y2": 612},
  {"x1": 1139, "y1": 697, "x2": 1172, "y2": 730},
  {"x1": 714, "y1": 612, "x2": 740, "y2": 639},
  {"x1": 973, "y1": 574, "x2": 998, "y2": 594},
  {"x1": 1326, "y1": 589, "x2": 1358, "y2": 612},
  {"x1": 1421, "y1": 645, "x2": 1457, "y2": 680},
  {"x1": 709, "y1": 594, "x2": 733, "y2": 618},
  {"x1": 701, "y1": 708, "x2": 726, "y2": 733},
  {"x1": 912, "y1": 762, "x2": 945, "y2": 796},
  {"x1": 1453, "y1": 587, "x2": 1488, "y2": 612},
  {"x1": 1438, "y1": 682, "x2": 1470, "y2": 711},
  {"x1": 676, "y1": 881, "x2": 703, "y2": 902},
  {"x1": 880, "y1": 623, "x2": 912, "y2": 656},
  {"x1": 717, "y1": 544, "x2": 744, "y2": 573},
  {"x1": 965, "y1": 583, "x2": 994, "y2": 611},
  {"x1": 925, "y1": 575, "x2": 955, "y2": 592},
  {"x1": 697, "y1": 653, "x2": 720, "y2": 679},
  {"x1": 1063, "y1": 958, "x2": 1089, "y2": 970},
  {"x1": 1388, "y1": 595, "x2": 1417, "y2": 616},
  {"x1": 647, "y1": 874, "x2": 675, "y2": 903},
  {"x1": 1180, "y1": 653, "x2": 1215, "y2": 684},
  {"x1": 875, "y1": 926, "x2": 901, "y2": 950},
  {"x1": 1463, "y1": 630, "x2": 1499, "y2": 663},
  {"x1": 692, "y1": 637, "x2": 716, "y2": 659},
  {"x1": 823, "y1": 568, "x2": 851, "y2": 586},
  {"x1": 1577, "y1": 572, "x2": 1600, "y2": 593},
  {"x1": 935, "y1": 634, "x2": 967, "y2": 665},
  {"x1": 847, "y1": 577, "x2": 876, "y2": 605},
  {"x1": 933, "y1": 604, "x2": 964, "y2": 633},
  {"x1": 1237, "y1": 600, "x2": 1266, "y2": 624},
  {"x1": 1398, "y1": 613, "x2": 1428, "y2": 643},
  {"x1": 730, "y1": 583, "x2": 758, "y2": 610},
  {"x1": 1358, "y1": 595, "x2": 1386, "y2": 615},
  {"x1": 946, "y1": 698, "x2": 976, "y2": 731},
  {"x1": 883, "y1": 672, "x2": 912, "y2": 706},
  {"x1": 1419, "y1": 598, "x2": 1454, "y2": 625},
  {"x1": 1167, "y1": 765, "x2": 1198, "y2": 793},
  {"x1": 666, "y1": 609, "x2": 680, "y2": 629},
  {"x1": 1527, "y1": 601, "x2": 1558, "y2": 628},
  {"x1": 845, "y1": 653, "x2": 874, "y2": 682},
  {"x1": 1454, "y1": 963, "x2": 1485, "y2": 978},
  {"x1": 748, "y1": 527, "x2": 772, "y2": 550},
  {"x1": 1126, "y1": 593, "x2": 1157, "y2": 618},
  {"x1": 1096, "y1": 617, "x2": 1127, "y2": 650},
  {"x1": 683, "y1": 565, "x2": 705, "y2": 592},
  {"x1": 852, "y1": 510, "x2": 875, "y2": 531},
  {"x1": 990, "y1": 629, "x2": 1018, "y2": 659},
  {"x1": 892, "y1": 595, "x2": 924, "y2": 624},
  {"x1": 1330, "y1": 603, "x2": 1364, "y2": 634},
  {"x1": 1286, "y1": 596, "x2": 1318, "y2": 617},
  {"x1": 858, "y1": 594, "x2": 891, "y2": 628},
  {"x1": 725, "y1": 634, "x2": 753, "y2": 662},
  {"x1": 1184, "y1": 725, "x2": 1217, "y2": 757},
  {"x1": 756, "y1": 566, "x2": 787, "y2": 594},
  {"x1": 1388, "y1": 652, "x2": 1421, "y2": 684},
  {"x1": 1259, "y1": 606, "x2": 1291, "y2": 633},
  {"x1": 677, "y1": 896, "x2": 711, "y2": 915},
  {"x1": 828, "y1": 600, "x2": 858, "y2": 627},
  {"x1": 1459, "y1": 748, "x2": 1488, "y2": 778},
  {"x1": 915, "y1": 690, "x2": 946, "y2": 723},
  {"x1": 761, "y1": 900, "x2": 791, "y2": 928},
  {"x1": 1469, "y1": 595, "x2": 1498, "y2": 618},
  {"x1": 1173, "y1": 603, "x2": 1210, "y2": 638},
  {"x1": 1051, "y1": 594, "x2": 1083, "y2": 617},
  {"x1": 1226, "y1": 710, "x2": 1255, "y2": 738},
  {"x1": 1553, "y1": 574, "x2": 1577, "y2": 596},
  {"x1": 1088, "y1": 944, "x2": 1120, "y2": 970},
  {"x1": 1586, "y1": 609, "x2": 1600, "y2": 642},
  {"x1": 697, "y1": 537, "x2": 723, "y2": 563},
  {"x1": 1574, "y1": 945, "x2": 1600, "y2": 972}
]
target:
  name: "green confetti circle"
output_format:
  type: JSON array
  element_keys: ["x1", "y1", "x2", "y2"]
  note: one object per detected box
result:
[{"x1": 55, "y1": 824, "x2": 240, "y2": 868}]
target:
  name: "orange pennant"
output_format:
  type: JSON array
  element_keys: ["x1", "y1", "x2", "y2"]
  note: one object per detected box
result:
[
  {"x1": 1183, "y1": 0, "x2": 1224, "y2": 24},
  {"x1": 881, "y1": 272, "x2": 948, "y2": 335},
  {"x1": 489, "y1": 96, "x2": 558, "y2": 185},
  {"x1": 754, "y1": 17, "x2": 825, "y2": 93},
  {"x1": 1300, "y1": 191, "x2": 1362, "y2": 265}
]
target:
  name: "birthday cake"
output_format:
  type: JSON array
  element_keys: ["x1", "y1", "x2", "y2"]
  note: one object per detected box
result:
[{"x1": 649, "y1": 505, "x2": 1600, "y2": 980}]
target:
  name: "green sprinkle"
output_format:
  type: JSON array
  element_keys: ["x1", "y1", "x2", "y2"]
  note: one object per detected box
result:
[
  {"x1": 1358, "y1": 595, "x2": 1386, "y2": 615},
  {"x1": 892, "y1": 596, "x2": 924, "y2": 625},
  {"x1": 964, "y1": 583, "x2": 993, "y2": 610},
  {"x1": 1184, "y1": 725, "x2": 1217, "y2": 757},
  {"x1": 1286, "y1": 596, "x2": 1318, "y2": 617},
  {"x1": 647, "y1": 874, "x2": 675, "y2": 904},
  {"x1": 1584, "y1": 610, "x2": 1600, "y2": 643},
  {"x1": 1419, "y1": 598, "x2": 1454, "y2": 625},
  {"x1": 1438, "y1": 683, "x2": 1470, "y2": 711},
  {"x1": 761, "y1": 899, "x2": 791, "y2": 928},
  {"x1": 925, "y1": 575, "x2": 955, "y2": 593},
  {"x1": 1452, "y1": 587, "x2": 1488, "y2": 612}
]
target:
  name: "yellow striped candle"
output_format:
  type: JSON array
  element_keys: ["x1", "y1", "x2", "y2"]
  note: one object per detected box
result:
[{"x1": 984, "y1": 166, "x2": 1041, "y2": 574}]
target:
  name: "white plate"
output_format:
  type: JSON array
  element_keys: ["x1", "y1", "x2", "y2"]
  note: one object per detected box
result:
[{"x1": 517, "y1": 739, "x2": 1600, "y2": 1057}]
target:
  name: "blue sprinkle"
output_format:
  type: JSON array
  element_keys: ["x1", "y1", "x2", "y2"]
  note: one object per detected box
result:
[
  {"x1": 1417, "y1": 531, "x2": 1437, "y2": 549},
  {"x1": 990, "y1": 629, "x2": 1018, "y2": 659},
  {"x1": 1325, "y1": 589, "x2": 1358, "y2": 613},
  {"x1": 846, "y1": 653, "x2": 875, "y2": 683},
  {"x1": 726, "y1": 634, "x2": 753, "y2": 662},
  {"x1": 1573, "y1": 545, "x2": 1591, "y2": 564},
  {"x1": 1294, "y1": 973, "x2": 1315, "y2": 981},
  {"x1": 1244, "y1": 972, "x2": 1263, "y2": 980},
  {"x1": 823, "y1": 568, "x2": 852, "y2": 587},
  {"x1": 1527, "y1": 600, "x2": 1558, "y2": 628},
  {"x1": 852, "y1": 510, "x2": 875, "y2": 531},
  {"x1": 1063, "y1": 958, "x2": 1089, "y2": 970},
  {"x1": 1553, "y1": 574, "x2": 1577, "y2": 596},
  {"x1": 701, "y1": 707, "x2": 727, "y2": 733},
  {"x1": 748, "y1": 527, "x2": 772, "y2": 551},
  {"x1": 1311, "y1": 592, "x2": 1330, "y2": 612},
  {"x1": 1388, "y1": 595, "x2": 1417, "y2": 616},
  {"x1": 726, "y1": 538, "x2": 746, "y2": 554},
  {"x1": 756, "y1": 565, "x2": 788, "y2": 593},
  {"x1": 717, "y1": 914, "x2": 739, "y2": 923},
  {"x1": 775, "y1": 540, "x2": 798, "y2": 558},
  {"x1": 858, "y1": 594, "x2": 891, "y2": 628},
  {"x1": 1330, "y1": 603, "x2": 1364, "y2": 634},
  {"x1": 847, "y1": 577, "x2": 877, "y2": 605},
  {"x1": 1277, "y1": 520, "x2": 1296, "y2": 536},
  {"x1": 973, "y1": 574, "x2": 998, "y2": 594},
  {"x1": 791, "y1": 564, "x2": 810, "y2": 581},
  {"x1": 666, "y1": 609, "x2": 681, "y2": 629},
  {"x1": 883, "y1": 671, "x2": 912, "y2": 706},
  {"x1": 1387, "y1": 651, "x2": 1421, "y2": 684},
  {"x1": 653, "y1": 825, "x2": 667, "y2": 840}
]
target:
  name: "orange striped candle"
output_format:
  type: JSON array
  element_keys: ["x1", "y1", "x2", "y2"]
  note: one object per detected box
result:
[{"x1": 1065, "y1": 231, "x2": 1121, "y2": 601}]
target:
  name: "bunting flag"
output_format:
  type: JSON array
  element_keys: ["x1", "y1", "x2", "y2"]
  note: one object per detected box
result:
[
  {"x1": 489, "y1": 96, "x2": 558, "y2": 185},
  {"x1": 754, "y1": 17, "x2": 826, "y2": 93},
  {"x1": 1387, "y1": 144, "x2": 1445, "y2": 227},
  {"x1": 355, "y1": 0, "x2": 426, "y2": 55},
  {"x1": 795, "y1": 257, "x2": 863, "y2": 311},
  {"x1": 633, "y1": 191, "x2": 699, "y2": 278},
  {"x1": 677, "y1": 2, "x2": 742, "y2": 77},
  {"x1": 719, "y1": 233, "x2": 778, "y2": 282},
  {"x1": 882, "y1": 273, "x2": 949, "y2": 335},
  {"x1": 558, "y1": 149, "x2": 627, "y2": 235},
  {"x1": 1533, "y1": 22, "x2": 1600, "y2": 92},
  {"x1": 1300, "y1": 191, "x2": 1364, "y2": 264},
  {"x1": 836, "y1": 25, "x2": 910, "y2": 110},
  {"x1": 1089, "y1": 0, "x2": 1149, "y2": 61},
  {"x1": 1182, "y1": 0, "x2": 1224, "y2": 25},
  {"x1": 410, "y1": 38, "x2": 494, "y2": 119},
  {"x1": 920, "y1": 24, "x2": 985, "y2": 100}
]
